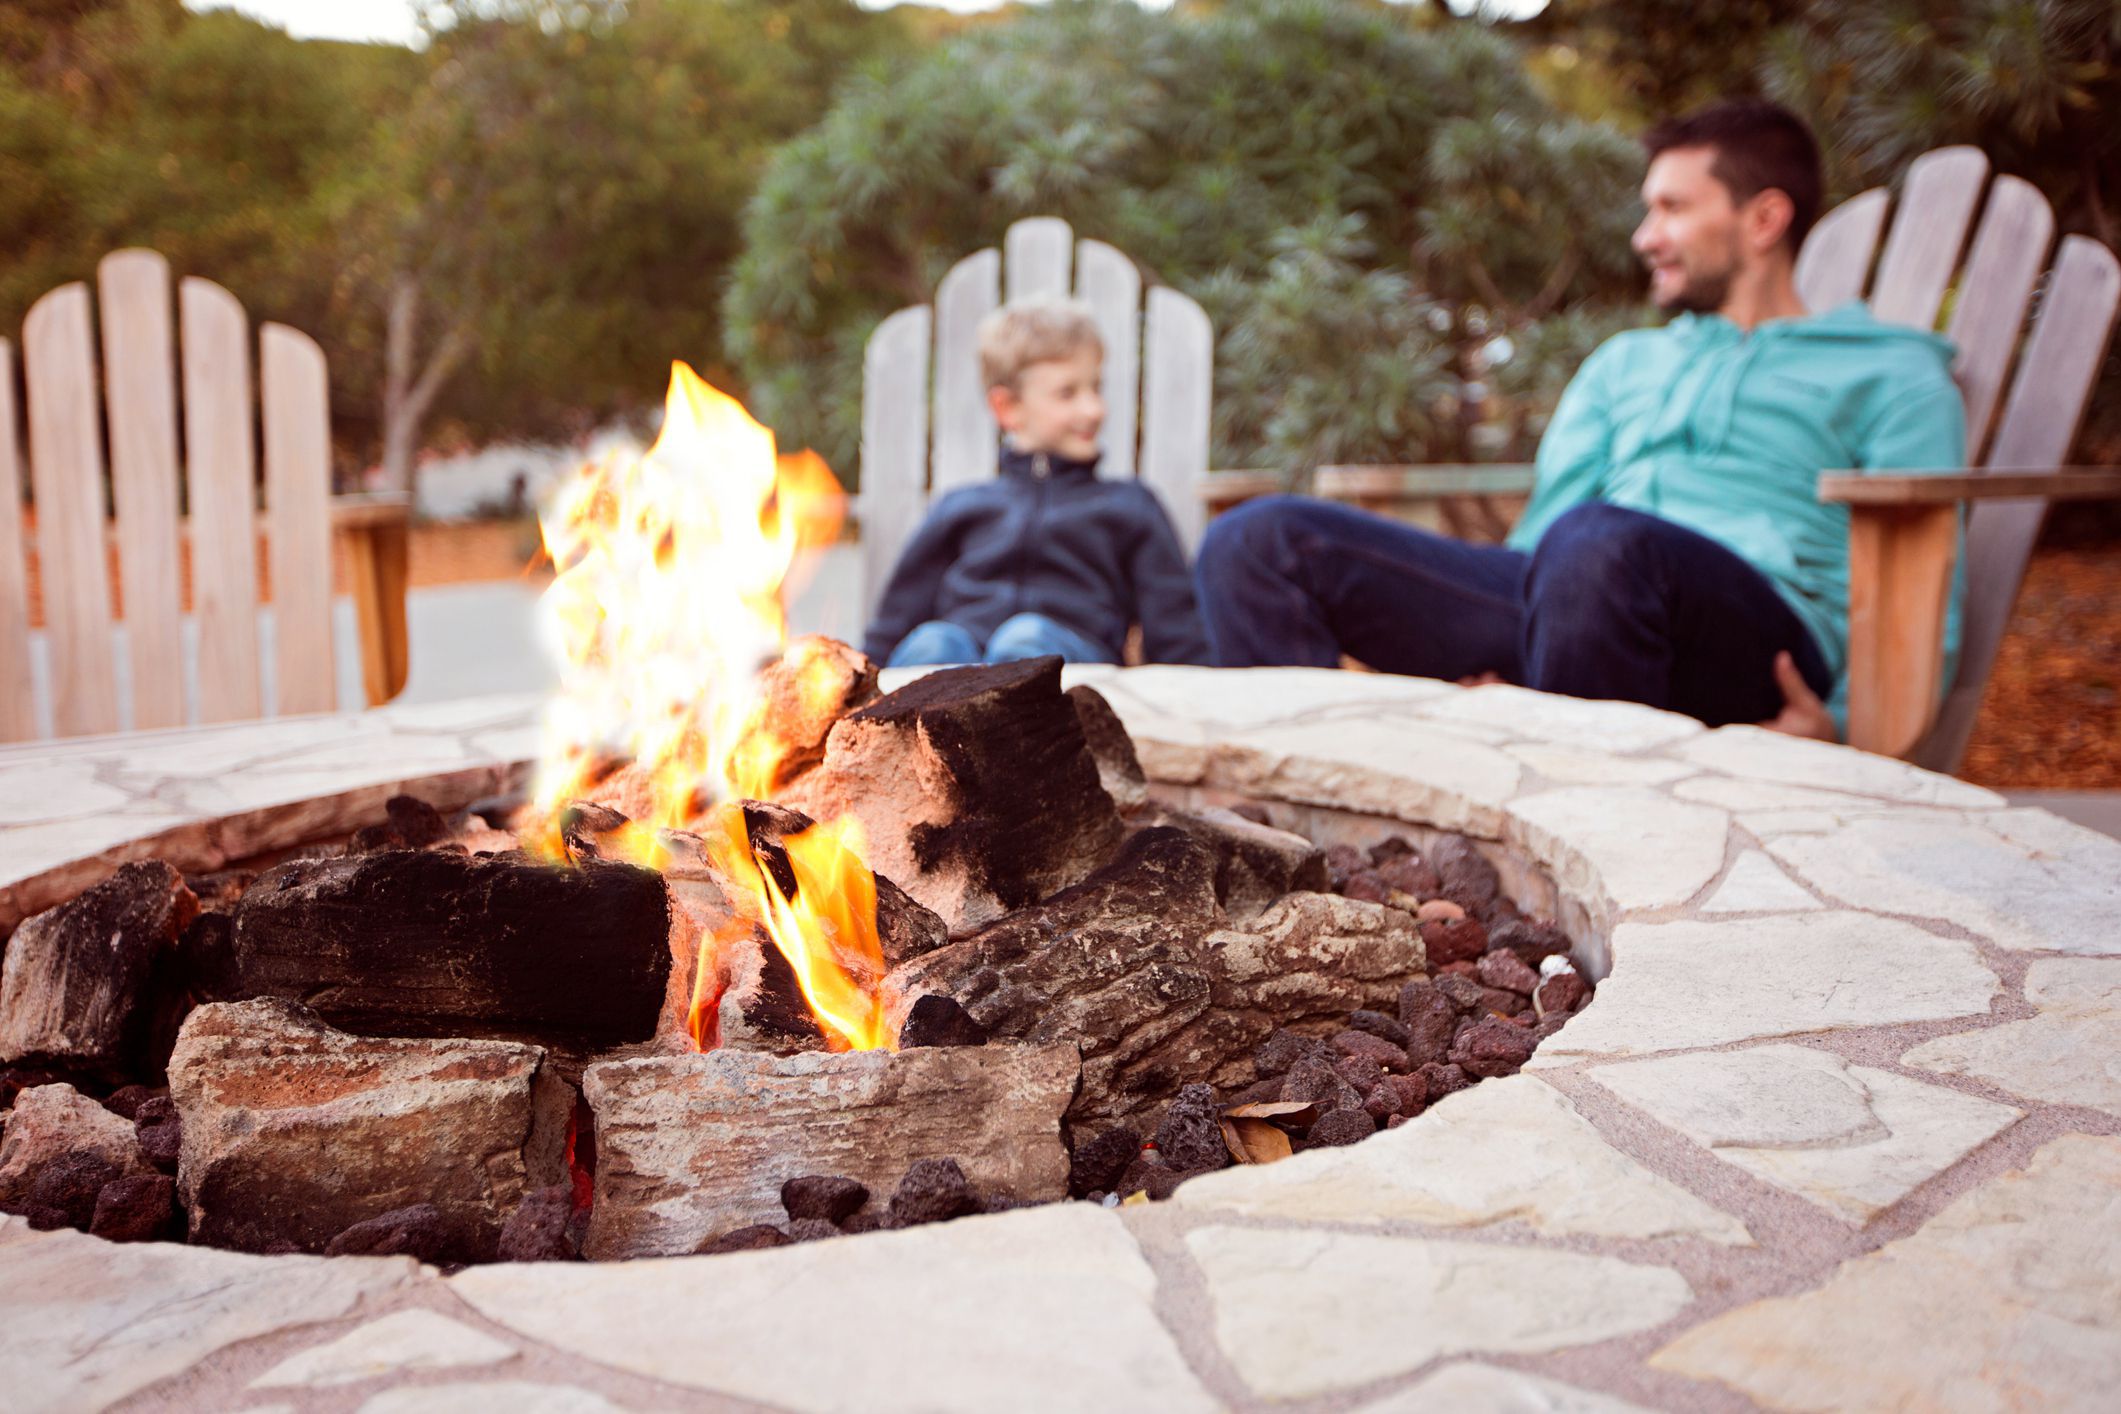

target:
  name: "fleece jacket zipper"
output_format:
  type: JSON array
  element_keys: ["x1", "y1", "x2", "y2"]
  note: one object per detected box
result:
[{"x1": 1007, "y1": 452, "x2": 1051, "y2": 619}]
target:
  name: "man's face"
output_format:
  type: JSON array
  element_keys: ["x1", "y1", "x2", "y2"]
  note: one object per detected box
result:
[
  {"x1": 992, "y1": 347, "x2": 1105, "y2": 462},
  {"x1": 1633, "y1": 147, "x2": 1746, "y2": 314}
]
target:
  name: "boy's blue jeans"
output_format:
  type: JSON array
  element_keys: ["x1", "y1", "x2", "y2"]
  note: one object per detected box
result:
[
  {"x1": 1194, "y1": 496, "x2": 1832, "y2": 727},
  {"x1": 885, "y1": 612, "x2": 1112, "y2": 668}
]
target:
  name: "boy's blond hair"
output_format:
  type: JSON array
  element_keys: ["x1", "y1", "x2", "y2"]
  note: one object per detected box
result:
[{"x1": 977, "y1": 298, "x2": 1103, "y2": 391}]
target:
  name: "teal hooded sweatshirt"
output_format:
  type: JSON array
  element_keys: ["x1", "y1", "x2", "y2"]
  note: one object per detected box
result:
[{"x1": 1506, "y1": 301, "x2": 1966, "y2": 731}]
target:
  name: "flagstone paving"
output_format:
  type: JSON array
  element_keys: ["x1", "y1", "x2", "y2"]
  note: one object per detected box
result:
[{"x1": 1, "y1": 668, "x2": 2116, "y2": 1411}]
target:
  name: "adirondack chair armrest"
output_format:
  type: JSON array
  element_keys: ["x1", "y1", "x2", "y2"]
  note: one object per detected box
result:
[
  {"x1": 1200, "y1": 469, "x2": 1286, "y2": 511},
  {"x1": 1820, "y1": 469, "x2": 2121, "y2": 505},
  {"x1": 330, "y1": 493, "x2": 412, "y2": 707},
  {"x1": 1315, "y1": 464, "x2": 1540, "y2": 503}
]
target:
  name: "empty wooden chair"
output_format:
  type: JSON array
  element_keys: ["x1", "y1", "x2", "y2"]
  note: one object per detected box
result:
[
  {"x1": 857, "y1": 216, "x2": 1213, "y2": 613},
  {"x1": 0, "y1": 250, "x2": 411, "y2": 742},
  {"x1": 1307, "y1": 146, "x2": 2121, "y2": 770}
]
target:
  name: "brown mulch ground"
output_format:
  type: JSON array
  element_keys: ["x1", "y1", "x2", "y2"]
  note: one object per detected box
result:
[{"x1": 1960, "y1": 544, "x2": 2121, "y2": 790}]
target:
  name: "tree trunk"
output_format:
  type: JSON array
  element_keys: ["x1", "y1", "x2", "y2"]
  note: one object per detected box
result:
[{"x1": 378, "y1": 275, "x2": 473, "y2": 496}]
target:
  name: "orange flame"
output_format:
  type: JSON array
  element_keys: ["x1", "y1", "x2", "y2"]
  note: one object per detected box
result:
[{"x1": 530, "y1": 362, "x2": 889, "y2": 1051}]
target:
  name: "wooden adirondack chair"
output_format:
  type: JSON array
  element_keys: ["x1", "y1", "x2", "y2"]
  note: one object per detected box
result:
[
  {"x1": 0, "y1": 250, "x2": 411, "y2": 743},
  {"x1": 1305, "y1": 146, "x2": 2121, "y2": 771},
  {"x1": 857, "y1": 217, "x2": 1213, "y2": 615}
]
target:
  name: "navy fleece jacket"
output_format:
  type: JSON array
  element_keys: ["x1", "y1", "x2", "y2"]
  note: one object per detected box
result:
[{"x1": 863, "y1": 444, "x2": 1211, "y2": 665}]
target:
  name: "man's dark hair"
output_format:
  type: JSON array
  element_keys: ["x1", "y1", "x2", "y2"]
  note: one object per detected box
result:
[{"x1": 1643, "y1": 99, "x2": 1824, "y2": 253}]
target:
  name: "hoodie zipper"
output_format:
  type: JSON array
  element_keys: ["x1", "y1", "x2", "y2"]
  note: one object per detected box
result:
[{"x1": 1007, "y1": 452, "x2": 1051, "y2": 617}]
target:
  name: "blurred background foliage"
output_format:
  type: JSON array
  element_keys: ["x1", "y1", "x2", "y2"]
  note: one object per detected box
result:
[{"x1": 0, "y1": 0, "x2": 2114, "y2": 498}]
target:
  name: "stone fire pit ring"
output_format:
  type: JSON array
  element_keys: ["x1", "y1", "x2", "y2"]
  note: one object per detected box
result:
[{"x1": 2, "y1": 668, "x2": 2117, "y2": 1411}]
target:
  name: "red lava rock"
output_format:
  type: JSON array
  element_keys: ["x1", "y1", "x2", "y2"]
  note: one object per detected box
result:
[
  {"x1": 1490, "y1": 918, "x2": 1572, "y2": 966},
  {"x1": 1253, "y1": 1029, "x2": 1325, "y2": 1077},
  {"x1": 1429, "y1": 836, "x2": 1501, "y2": 913},
  {"x1": 1363, "y1": 1084, "x2": 1399, "y2": 1121},
  {"x1": 90, "y1": 1173, "x2": 176, "y2": 1243},
  {"x1": 1419, "y1": 916, "x2": 1488, "y2": 967},
  {"x1": 1385, "y1": 1072, "x2": 1429, "y2": 1117},
  {"x1": 497, "y1": 1185, "x2": 580, "y2": 1262},
  {"x1": 1399, "y1": 983, "x2": 1460, "y2": 1066},
  {"x1": 1305, "y1": 1107, "x2": 1376, "y2": 1148},
  {"x1": 1367, "y1": 836, "x2": 1416, "y2": 866},
  {"x1": 890, "y1": 1158, "x2": 977, "y2": 1226},
  {"x1": 1450, "y1": 1017, "x2": 1538, "y2": 1078},
  {"x1": 1437, "y1": 960, "x2": 1480, "y2": 978},
  {"x1": 25, "y1": 1152, "x2": 122, "y2": 1231},
  {"x1": 1152, "y1": 1084, "x2": 1229, "y2": 1174},
  {"x1": 1530, "y1": 1013, "x2": 1571, "y2": 1043},
  {"x1": 1476, "y1": 950, "x2": 1541, "y2": 997},
  {"x1": 1431, "y1": 974, "x2": 1487, "y2": 1015},
  {"x1": 1332, "y1": 1029, "x2": 1409, "y2": 1073},
  {"x1": 1068, "y1": 1127, "x2": 1141, "y2": 1199},
  {"x1": 701, "y1": 1224, "x2": 791, "y2": 1254},
  {"x1": 101, "y1": 1086, "x2": 155, "y2": 1122},
  {"x1": 1335, "y1": 1053, "x2": 1387, "y2": 1096},
  {"x1": 1226, "y1": 1077, "x2": 1284, "y2": 1107},
  {"x1": 1385, "y1": 1113, "x2": 1408, "y2": 1129},
  {"x1": 1323, "y1": 844, "x2": 1367, "y2": 890},
  {"x1": 1419, "y1": 1062, "x2": 1473, "y2": 1103},
  {"x1": 1504, "y1": 1012, "x2": 1536, "y2": 1028},
  {"x1": 840, "y1": 1211, "x2": 889, "y2": 1234},
  {"x1": 781, "y1": 1175, "x2": 870, "y2": 1226},
  {"x1": 324, "y1": 1204, "x2": 458, "y2": 1262},
  {"x1": 1282, "y1": 1056, "x2": 1363, "y2": 1112},
  {"x1": 788, "y1": 1218, "x2": 843, "y2": 1242},
  {"x1": 1341, "y1": 871, "x2": 1392, "y2": 906},
  {"x1": 1537, "y1": 972, "x2": 1590, "y2": 1016},
  {"x1": 1374, "y1": 854, "x2": 1442, "y2": 901},
  {"x1": 1346, "y1": 1009, "x2": 1412, "y2": 1048},
  {"x1": 133, "y1": 1098, "x2": 182, "y2": 1174}
]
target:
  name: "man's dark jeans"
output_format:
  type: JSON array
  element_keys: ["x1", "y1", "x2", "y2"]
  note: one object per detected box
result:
[{"x1": 1194, "y1": 496, "x2": 1833, "y2": 726}]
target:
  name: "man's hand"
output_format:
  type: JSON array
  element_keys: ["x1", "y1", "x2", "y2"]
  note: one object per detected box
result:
[{"x1": 1757, "y1": 650, "x2": 1838, "y2": 742}]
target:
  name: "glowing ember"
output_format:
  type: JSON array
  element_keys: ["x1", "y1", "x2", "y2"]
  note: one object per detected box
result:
[{"x1": 528, "y1": 362, "x2": 890, "y2": 1051}]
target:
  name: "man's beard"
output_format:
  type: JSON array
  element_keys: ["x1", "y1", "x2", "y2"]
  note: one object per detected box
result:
[{"x1": 1652, "y1": 257, "x2": 1735, "y2": 315}]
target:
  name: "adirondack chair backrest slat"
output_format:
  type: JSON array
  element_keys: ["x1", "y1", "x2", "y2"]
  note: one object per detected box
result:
[
  {"x1": 857, "y1": 306, "x2": 933, "y2": 611},
  {"x1": 0, "y1": 341, "x2": 35, "y2": 740},
  {"x1": 1077, "y1": 239, "x2": 1143, "y2": 481},
  {"x1": 861, "y1": 217, "x2": 1215, "y2": 618},
  {"x1": 1943, "y1": 175, "x2": 2053, "y2": 460},
  {"x1": 1793, "y1": 188, "x2": 1888, "y2": 313},
  {"x1": 98, "y1": 251, "x2": 187, "y2": 730},
  {"x1": 1868, "y1": 147, "x2": 1989, "y2": 328},
  {"x1": 930, "y1": 248, "x2": 1001, "y2": 499},
  {"x1": 261, "y1": 324, "x2": 338, "y2": 715},
  {"x1": 1923, "y1": 233, "x2": 2121, "y2": 771},
  {"x1": 181, "y1": 277, "x2": 264, "y2": 724},
  {"x1": 23, "y1": 284, "x2": 120, "y2": 738}
]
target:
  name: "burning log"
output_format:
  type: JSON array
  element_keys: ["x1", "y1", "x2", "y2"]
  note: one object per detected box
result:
[
  {"x1": 167, "y1": 999, "x2": 571, "y2": 1260},
  {"x1": 1145, "y1": 807, "x2": 1330, "y2": 923},
  {"x1": 579, "y1": 1041, "x2": 1078, "y2": 1260},
  {"x1": 727, "y1": 635, "x2": 880, "y2": 795},
  {"x1": 783, "y1": 656, "x2": 1126, "y2": 935},
  {"x1": 227, "y1": 848, "x2": 670, "y2": 1048},
  {"x1": 0, "y1": 862, "x2": 198, "y2": 1083}
]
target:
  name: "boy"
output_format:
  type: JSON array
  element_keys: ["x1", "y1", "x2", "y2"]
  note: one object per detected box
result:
[{"x1": 863, "y1": 298, "x2": 1210, "y2": 668}]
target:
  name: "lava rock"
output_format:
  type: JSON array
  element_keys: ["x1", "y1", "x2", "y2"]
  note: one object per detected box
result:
[
  {"x1": 1282, "y1": 1055, "x2": 1362, "y2": 1112},
  {"x1": 1152, "y1": 1084, "x2": 1228, "y2": 1174},
  {"x1": 781, "y1": 1175, "x2": 870, "y2": 1226},
  {"x1": 1530, "y1": 1013, "x2": 1571, "y2": 1044},
  {"x1": 700, "y1": 1224, "x2": 791, "y2": 1254},
  {"x1": 384, "y1": 794, "x2": 452, "y2": 848},
  {"x1": 324, "y1": 1204, "x2": 458, "y2": 1263},
  {"x1": 90, "y1": 1173, "x2": 176, "y2": 1243},
  {"x1": 890, "y1": 1158, "x2": 977, "y2": 1227},
  {"x1": 1366, "y1": 836, "x2": 1416, "y2": 866},
  {"x1": 134, "y1": 1098, "x2": 182, "y2": 1174},
  {"x1": 1385, "y1": 1072, "x2": 1429, "y2": 1117},
  {"x1": 1340, "y1": 871, "x2": 1392, "y2": 906},
  {"x1": 1252, "y1": 1029, "x2": 1321, "y2": 1078},
  {"x1": 1346, "y1": 1009, "x2": 1412, "y2": 1048},
  {"x1": 841, "y1": 1211, "x2": 890, "y2": 1234},
  {"x1": 1332, "y1": 1029, "x2": 1409, "y2": 1073},
  {"x1": 1537, "y1": 972, "x2": 1591, "y2": 1016},
  {"x1": 1374, "y1": 854, "x2": 1441, "y2": 901},
  {"x1": 1450, "y1": 1017, "x2": 1539, "y2": 1078},
  {"x1": 1323, "y1": 844, "x2": 1367, "y2": 890},
  {"x1": 1114, "y1": 1156, "x2": 1195, "y2": 1201},
  {"x1": 26, "y1": 1152, "x2": 123, "y2": 1230},
  {"x1": 1419, "y1": 916, "x2": 1488, "y2": 968},
  {"x1": 1068, "y1": 1127, "x2": 1142, "y2": 1199},
  {"x1": 1334, "y1": 1053, "x2": 1387, "y2": 1097},
  {"x1": 1490, "y1": 918, "x2": 1572, "y2": 966},
  {"x1": 1419, "y1": 1062, "x2": 1473, "y2": 1103},
  {"x1": 896, "y1": 994, "x2": 990, "y2": 1049},
  {"x1": 1363, "y1": 1084, "x2": 1399, "y2": 1122},
  {"x1": 1429, "y1": 836, "x2": 1501, "y2": 912},
  {"x1": 101, "y1": 1086, "x2": 155, "y2": 1121},
  {"x1": 1477, "y1": 949, "x2": 1541, "y2": 997},
  {"x1": 498, "y1": 1185, "x2": 580, "y2": 1262},
  {"x1": 788, "y1": 1218, "x2": 844, "y2": 1243},
  {"x1": 1399, "y1": 983, "x2": 1460, "y2": 1066},
  {"x1": 1305, "y1": 1108, "x2": 1376, "y2": 1148}
]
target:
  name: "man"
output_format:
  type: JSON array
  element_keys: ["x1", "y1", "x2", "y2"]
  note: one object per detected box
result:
[{"x1": 1195, "y1": 99, "x2": 1964, "y2": 739}]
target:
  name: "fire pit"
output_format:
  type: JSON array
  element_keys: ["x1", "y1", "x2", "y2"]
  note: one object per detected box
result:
[{"x1": 4, "y1": 668, "x2": 2118, "y2": 1410}]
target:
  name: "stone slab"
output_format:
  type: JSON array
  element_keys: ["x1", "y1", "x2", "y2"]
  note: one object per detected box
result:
[
  {"x1": 453, "y1": 1203, "x2": 1219, "y2": 1414},
  {"x1": 0, "y1": 1219, "x2": 421, "y2": 1411},
  {"x1": 1589, "y1": 1044, "x2": 2023, "y2": 1222},
  {"x1": 1532, "y1": 912, "x2": 2000, "y2": 1061},
  {"x1": 1674, "y1": 725, "x2": 2005, "y2": 808},
  {"x1": 357, "y1": 1382, "x2": 635, "y2": 1414},
  {"x1": 1209, "y1": 720, "x2": 1522, "y2": 836},
  {"x1": 1186, "y1": 1225, "x2": 1692, "y2": 1400},
  {"x1": 1903, "y1": 958, "x2": 2121, "y2": 1116},
  {"x1": 1415, "y1": 683, "x2": 1703, "y2": 753},
  {"x1": 1652, "y1": 1134, "x2": 2121, "y2": 1411},
  {"x1": 1506, "y1": 743, "x2": 1697, "y2": 787},
  {"x1": 1769, "y1": 812, "x2": 2121, "y2": 955},
  {"x1": 251, "y1": 1309, "x2": 517, "y2": 1389},
  {"x1": 1176, "y1": 1075, "x2": 1749, "y2": 1245},
  {"x1": 1353, "y1": 1362, "x2": 1657, "y2": 1413},
  {"x1": 1697, "y1": 850, "x2": 1822, "y2": 914},
  {"x1": 1507, "y1": 787, "x2": 1728, "y2": 916}
]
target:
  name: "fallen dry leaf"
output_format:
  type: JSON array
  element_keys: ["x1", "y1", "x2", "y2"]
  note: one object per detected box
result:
[
  {"x1": 1223, "y1": 1099, "x2": 1319, "y2": 1124},
  {"x1": 1221, "y1": 1115, "x2": 1295, "y2": 1165}
]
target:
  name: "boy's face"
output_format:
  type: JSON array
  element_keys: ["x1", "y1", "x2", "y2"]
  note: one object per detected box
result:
[{"x1": 991, "y1": 348, "x2": 1105, "y2": 462}]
